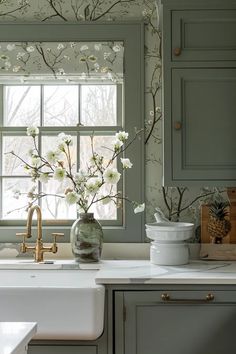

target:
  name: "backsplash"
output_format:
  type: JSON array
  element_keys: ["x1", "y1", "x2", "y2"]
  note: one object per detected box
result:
[{"x1": 0, "y1": 0, "x2": 217, "y2": 238}]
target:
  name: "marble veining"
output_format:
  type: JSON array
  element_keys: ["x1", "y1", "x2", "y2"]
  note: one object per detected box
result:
[{"x1": 95, "y1": 260, "x2": 236, "y2": 284}]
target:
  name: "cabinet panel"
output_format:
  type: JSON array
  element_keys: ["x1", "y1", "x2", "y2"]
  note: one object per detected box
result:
[
  {"x1": 172, "y1": 10, "x2": 236, "y2": 61},
  {"x1": 123, "y1": 291, "x2": 236, "y2": 354},
  {"x1": 168, "y1": 68, "x2": 236, "y2": 184},
  {"x1": 28, "y1": 345, "x2": 96, "y2": 354}
]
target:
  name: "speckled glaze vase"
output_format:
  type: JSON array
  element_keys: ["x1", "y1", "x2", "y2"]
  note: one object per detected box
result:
[{"x1": 70, "y1": 213, "x2": 103, "y2": 263}]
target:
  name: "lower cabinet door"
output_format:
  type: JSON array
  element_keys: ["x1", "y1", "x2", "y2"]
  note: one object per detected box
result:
[
  {"x1": 121, "y1": 291, "x2": 236, "y2": 354},
  {"x1": 28, "y1": 345, "x2": 96, "y2": 354}
]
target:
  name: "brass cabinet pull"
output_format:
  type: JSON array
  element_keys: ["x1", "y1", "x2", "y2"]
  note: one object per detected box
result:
[
  {"x1": 161, "y1": 293, "x2": 214, "y2": 304},
  {"x1": 173, "y1": 47, "x2": 181, "y2": 56},
  {"x1": 174, "y1": 121, "x2": 182, "y2": 130}
]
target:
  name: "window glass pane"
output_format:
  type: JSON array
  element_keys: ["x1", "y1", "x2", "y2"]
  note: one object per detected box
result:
[
  {"x1": 2, "y1": 178, "x2": 36, "y2": 219},
  {"x1": 80, "y1": 135, "x2": 117, "y2": 220},
  {"x1": 81, "y1": 85, "x2": 117, "y2": 126},
  {"x1": 43, "y1": 85, "x2": 78, "y2": 126},
  {"x1": 41, "y1": 179, "x2": 76, "y2": 220},
  {"x1": 3, "y1": 136, "x2": 37, "y2": 176},
  {"x1": 4, "y1": 86, "x2": 40, "y2": 126},
  {"x1": 41, "y1": 135, "x2": 77, "y2": 172}
]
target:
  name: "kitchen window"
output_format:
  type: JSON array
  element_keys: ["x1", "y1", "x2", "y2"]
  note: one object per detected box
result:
[{"x1": 0, "y1": 23, "x2": 144, "y2": 242}]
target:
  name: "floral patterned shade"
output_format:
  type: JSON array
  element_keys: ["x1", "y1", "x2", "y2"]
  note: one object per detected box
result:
[{"x1": 0, "y1": 41, "x2": 124, "y2": 82}]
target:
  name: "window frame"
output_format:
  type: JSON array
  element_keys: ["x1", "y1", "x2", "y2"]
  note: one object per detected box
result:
[{"x1": 0, "y1": 22, "x2": 145, "y2": 243}]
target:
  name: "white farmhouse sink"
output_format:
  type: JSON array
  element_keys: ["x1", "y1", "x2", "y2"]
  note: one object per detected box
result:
[{"x1": 0, "y1": 269, "x2": 105, "y2": 340}]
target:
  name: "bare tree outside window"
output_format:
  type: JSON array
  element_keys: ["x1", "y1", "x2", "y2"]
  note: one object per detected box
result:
[{"x1": 2, "y1": 83, "x2": 120, "y2": 221}]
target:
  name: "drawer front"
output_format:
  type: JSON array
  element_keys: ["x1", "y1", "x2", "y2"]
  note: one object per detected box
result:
[
  {"x1": 172, "y1": 10, "x2": 236, "y2": 61},
  {"x1": 123, "y1": 290, "x2": 236, "y2": 354}
]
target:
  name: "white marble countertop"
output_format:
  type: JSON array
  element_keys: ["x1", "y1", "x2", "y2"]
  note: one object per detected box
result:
[
  {"x1": 95, "y1": 260, "x2": 236, "y2": 285},
  {"x1": 0, "y1": 322, "x2": 37, "y2": 354}
]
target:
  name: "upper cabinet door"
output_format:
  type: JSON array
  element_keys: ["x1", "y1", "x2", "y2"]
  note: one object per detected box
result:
[
  {"x1": 170, "y1": 68, "x2": 236, "y2": 185},
  {"x1": 172, "y1": 10, "x2": 236, "y2": 61}
]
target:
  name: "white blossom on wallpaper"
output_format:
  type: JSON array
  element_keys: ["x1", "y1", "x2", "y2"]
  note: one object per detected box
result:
[{"x1": 0, "y1": 40, "x2": 124, "y2": 80}]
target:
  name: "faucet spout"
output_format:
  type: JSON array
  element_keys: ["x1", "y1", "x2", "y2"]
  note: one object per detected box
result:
[
  {"x1": 26, "y1": 205, "x2": 42, "y2": 240},
  {"x1": 16, "y1": 205, "x2": 63, "y2": 262}
]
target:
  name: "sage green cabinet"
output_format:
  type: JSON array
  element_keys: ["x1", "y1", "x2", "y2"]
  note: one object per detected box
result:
[
  {"x1": 172, "y1": 68, "x2": 236, "y2": 182},
  {"x1": 172, "y1": 10, "x2": 236, "y2": 61},
  {"x1": 162, "y1": 0, "x2": 236, "y2": 186},
  {"x1": 115, "y1": 290, "x2": 236, "y2": 354}
]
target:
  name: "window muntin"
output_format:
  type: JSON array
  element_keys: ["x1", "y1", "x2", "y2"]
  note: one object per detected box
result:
[{"x1": 1, "y1": 83, "x2": 120, "y2": 222}]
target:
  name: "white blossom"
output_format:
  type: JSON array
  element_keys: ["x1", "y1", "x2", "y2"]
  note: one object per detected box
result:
[
  {"x1": 134, "y1": 203, "x2": 145, "y2": 214},
  {"x1": 4, "y1": 61, "x2": 11, "y2": 69},
  {"x1": 46, "y1": 150, "x2": 60, "y2": 164},
  {"x1": 57, "y1": 43, "x2": 65, "y2": 50},
  {"x1": 12, "y1": 65, "x2": 21, "y2": 72},
  {"x1": 56, "y1": 68, "x2": 65, "y2": 76},
  {"x1": 75, "y1": 170, "x2": 87, "y2": 184},
  {"x1": 27, "y1": 126, "x2": 39, "y2": 137},
  {"x1": 104, "y1": 52, "x2": 111, "y2": 59},
  {"x1": 26, "y1": 46, "x2": 35, "y2": 53},
  {"x1": 86, "y1": 178, "x2": 102, "y2": 195},
  {"x1": 31, "y1": 156, "x2": 41, "y2": 167},
  {"x1": 115, "y1": 131, "x2": 129, "y2": 142},
  {"x1": 65, "y1": 191, "x2": 80, "y2": 205},
  {"x1": 94, "y1": 44, "x2": 101, "y2": 51},
  {"x1": 112, "y1": 44, "x2": 121, "y2": 52},
  {"x1": 53, "y1": 167, "x2": 66, "y2": 181},
  {"x1": 57, "y1": 132, "x2": 73, "y2": 145},
  {"x1": 103, "y1": 168, "x2": 121, "y2": 184},
  {"x1": 16, "y1": 52, "x2": 25, "y2": 60},
  {"x1": 113, "y1": 140, "x2": 123, "y2": 151},
  {"x1": 121, "y1": 158, "x2": 133, "y2": 169},
  {"x1": 101, "y1": 66, "x2": 109, "y2": 73},
  {"x1": 7, "y1": 44, "x2": 15, "y2": 51},
  {"x1": 90, "y1": 154, "x2": 103, "y2": 166},
  {"x1": 57, "y1": 141, "x2": 67, "y2": 152},
  {"x1": 80, "y1": 45, "x2": 89, "y2": 51},
  {"x1": 39, "y1": 173, "x2": 50, "y2": 184},
  {"x1": 101, "y1": 196, "x2": 112, "y2": 205}
]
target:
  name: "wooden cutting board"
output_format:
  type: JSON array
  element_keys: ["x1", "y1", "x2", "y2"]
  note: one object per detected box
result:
[{"x1": 201, "y1": 188, "x2": 236, "y2": 243}]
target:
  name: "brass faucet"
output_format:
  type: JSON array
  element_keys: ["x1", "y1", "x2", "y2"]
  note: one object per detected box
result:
[{"x1": 16, "y1": 205, "x2": 64, "y2": 262}]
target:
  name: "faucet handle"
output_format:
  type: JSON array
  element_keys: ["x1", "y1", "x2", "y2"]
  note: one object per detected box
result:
[
  {"x1": 16, "y1": 232, "x2": 27, "y2": 240},
  {"x1": 51, "y1": 232, "x2": 64, "y2": 244},
  {"x1": 16, "y1": 233, "x2": 28, "y2": 253},
  {"x1": 16, "y1": 232, "x2": 31, "y2": 239}
]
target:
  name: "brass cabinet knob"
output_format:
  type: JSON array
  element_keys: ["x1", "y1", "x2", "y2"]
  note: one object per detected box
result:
[
  {"x1": 174, "y1": 121, "x2": 182, "y2": 130},
  {"x1": 173, "y1": 47, "x2": 181, "y2": 56}
]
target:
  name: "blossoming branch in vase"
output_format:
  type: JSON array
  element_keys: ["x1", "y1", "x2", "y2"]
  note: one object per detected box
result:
[{"x1": 8, "y1": 126, "x2": 145, "y2": 215}]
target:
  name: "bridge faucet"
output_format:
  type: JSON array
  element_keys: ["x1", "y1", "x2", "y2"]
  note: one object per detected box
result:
[{"x1": 16, "y1": 205, "x2": 63, "y2": 262}]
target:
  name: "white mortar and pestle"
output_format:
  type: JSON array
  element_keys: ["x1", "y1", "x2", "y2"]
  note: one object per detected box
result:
[{"x1": 146, "y1": 208, "x2": 194, "y2": 265}]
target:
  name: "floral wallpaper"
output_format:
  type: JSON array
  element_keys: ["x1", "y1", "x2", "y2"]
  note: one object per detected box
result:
[
  {"x1": 0, "y1": 40, "x2": 124, "y2": 80},
  {"x1": 0, "y1": 0, "x2": 220, "y2": 242}
]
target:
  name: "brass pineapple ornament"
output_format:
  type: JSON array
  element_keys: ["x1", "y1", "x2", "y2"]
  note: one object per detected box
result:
[{"x1": 208, "y1": 200, "x2": 231, "y2": 244}]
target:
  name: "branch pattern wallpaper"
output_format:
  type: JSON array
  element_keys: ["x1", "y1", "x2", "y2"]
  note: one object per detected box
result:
[{"x1": 0, "y1": 0, "x2": 219, "y2": 242}]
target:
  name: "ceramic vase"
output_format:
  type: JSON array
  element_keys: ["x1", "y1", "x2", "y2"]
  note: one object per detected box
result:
[{"x1": 70, "y1": 213, "x2": 103, "y2": 263}]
